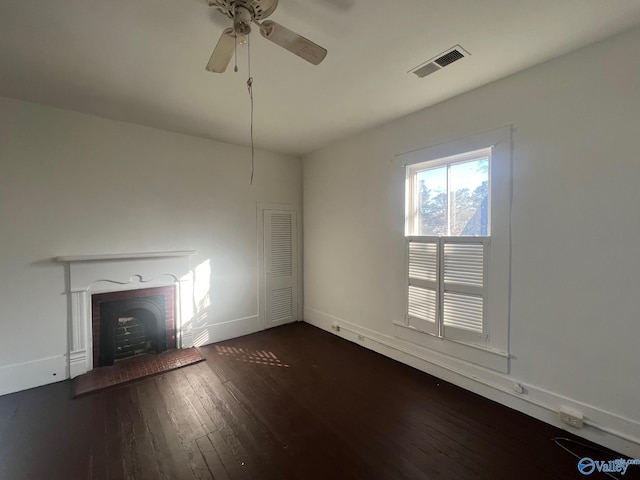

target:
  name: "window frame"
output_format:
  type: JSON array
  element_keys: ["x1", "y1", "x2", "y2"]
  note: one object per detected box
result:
[
  {"x1": 395, "y1": 126, "x2": 512, "y2": 373},
  {"x1": 406, "y1": 148, "x2": 492, "y2": 237}
]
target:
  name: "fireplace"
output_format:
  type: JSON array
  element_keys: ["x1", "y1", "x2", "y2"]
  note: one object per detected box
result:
[
  {"x1": 92, "y1": 286, "x2": 176, "y2": 367},
  {"x1": 57, "y1": 251, "x2": 196, "y2": 378}
]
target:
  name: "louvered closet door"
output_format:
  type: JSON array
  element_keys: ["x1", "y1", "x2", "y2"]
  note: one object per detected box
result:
[{"x1": 264, "y1": 210, "x2": 298, "y2": 328}]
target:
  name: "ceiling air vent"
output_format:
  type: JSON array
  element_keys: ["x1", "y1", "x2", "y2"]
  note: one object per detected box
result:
[{"x1": 410, "y1": 45, "x2": 469, "y2": 78}]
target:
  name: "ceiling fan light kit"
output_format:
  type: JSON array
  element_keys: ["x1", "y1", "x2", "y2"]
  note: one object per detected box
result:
[{"x1": 206, "y1": 0, "x2": 327, "y2": 73}]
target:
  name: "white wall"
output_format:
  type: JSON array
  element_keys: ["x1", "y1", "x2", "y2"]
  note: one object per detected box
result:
[
  {"x1": 0, "y1": 97, "x2": 301, "y2": 394},
  {"x1": 303, "y1": 25, "x2": 640, "y2": 456}
]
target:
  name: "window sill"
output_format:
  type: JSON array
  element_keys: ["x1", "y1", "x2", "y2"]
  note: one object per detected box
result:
[{"x1": 392, "y1": 322, "x2": 509, "y2": 373}]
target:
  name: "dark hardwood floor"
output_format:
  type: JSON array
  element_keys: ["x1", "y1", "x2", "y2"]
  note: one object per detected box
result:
[{"x1": 0, "y1": 322, "x2": 624, "y2": 479}]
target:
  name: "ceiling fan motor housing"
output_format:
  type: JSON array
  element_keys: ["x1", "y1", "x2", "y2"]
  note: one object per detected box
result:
[
  {"x1": 234, "y1": 7, "x2": 252, "y2": 35},
  {"x1": 209, "y1": 0, "x2": 279, "y2": 21}
]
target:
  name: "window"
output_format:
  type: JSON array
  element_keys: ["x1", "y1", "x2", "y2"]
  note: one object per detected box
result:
[
  {"x1": 407, "y1": 148, "x2": 491, "y2": 237},
  {"x1": 406, "y1": 149, "x2": 491, "y2": 347},
  {"x1": 396, "y1": 127, "x2": 511, "y2": 372}
]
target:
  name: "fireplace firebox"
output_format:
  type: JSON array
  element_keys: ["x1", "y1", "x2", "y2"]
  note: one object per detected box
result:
[
  {"x1": 92, "y1": 286, "x2": 176, "y2": 367},
  {"x1": 99, "y1": 296, "x2": 165, "y2": 365}
]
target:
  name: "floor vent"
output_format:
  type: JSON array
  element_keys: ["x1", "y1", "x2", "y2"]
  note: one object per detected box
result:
[{"x1": 410, "y1": 45, "x2": 469, "y2": 78}]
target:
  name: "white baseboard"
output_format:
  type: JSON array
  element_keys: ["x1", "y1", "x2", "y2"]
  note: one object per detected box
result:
[
  {"x1": 304, "y1": 306, "x2": 640, "y2": 458},
  {"x1": 191, "y1": 315, "x2": 261, "y2": 347},
  {"x1": 0, "y1": 355, "x2": 67, "y2": 397}
]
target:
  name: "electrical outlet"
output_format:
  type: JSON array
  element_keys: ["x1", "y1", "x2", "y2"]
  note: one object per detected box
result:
[
  {"x1": 559, "y1": 407, "x2": 584, "y2": 428},
  {"x1": 357, "y1": 335, "x2": 365, "y2": 342},
  {"x1": 331, "y1": 323, "x2": 340, "y2": 332}
]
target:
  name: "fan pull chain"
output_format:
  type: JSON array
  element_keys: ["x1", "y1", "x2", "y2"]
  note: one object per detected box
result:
[
  {"x1": 234, "y1": 34, "x2": 238, "y2": 72},
  {"x1": 247, "y1": 34, "x2": 255, "y2": 185}
]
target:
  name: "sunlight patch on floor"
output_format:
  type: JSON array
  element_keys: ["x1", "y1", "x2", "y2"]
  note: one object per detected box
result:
[{"x1": 215, "y1": 345, "x2": 289, "y2": 367}]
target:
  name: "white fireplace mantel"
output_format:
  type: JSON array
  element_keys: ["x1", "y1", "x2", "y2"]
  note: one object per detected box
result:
[
  {"x1": 56, "y1": 250, "x2": 197, "y2": 263},
  {"x1": 57, "y1": 250, "x2": 197, "y2": 378}
]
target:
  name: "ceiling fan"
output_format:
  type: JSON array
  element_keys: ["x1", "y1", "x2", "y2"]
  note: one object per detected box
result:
[{"x1": 206, "y1": 0, "x2": 328, "y2": 73}]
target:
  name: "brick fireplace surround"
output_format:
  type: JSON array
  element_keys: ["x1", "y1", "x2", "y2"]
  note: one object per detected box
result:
[{"x1": 57, "y1": 251, "x2": 196, "y2": 378}]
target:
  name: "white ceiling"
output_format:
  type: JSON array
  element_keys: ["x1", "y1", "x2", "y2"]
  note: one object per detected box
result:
[{"x1": 2, "y1": 0, "x2": 640, "y2": 156}]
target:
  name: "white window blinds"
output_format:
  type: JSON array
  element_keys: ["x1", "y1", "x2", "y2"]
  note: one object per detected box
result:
[
  {"x1": 407, "y1": 238, "x2": 439, "y2": 335},
  {"x1": 407, "y1": 237, "x2": 488, "y2": 345}
]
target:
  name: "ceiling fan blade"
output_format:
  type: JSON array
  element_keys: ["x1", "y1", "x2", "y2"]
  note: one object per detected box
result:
[
  {"x1": 259, "y1": 20, "x2": 327, "y2": 65},
  {"x1": 206, "y1": 28, "x2": 235, "y2": 73}
]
